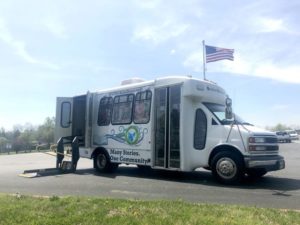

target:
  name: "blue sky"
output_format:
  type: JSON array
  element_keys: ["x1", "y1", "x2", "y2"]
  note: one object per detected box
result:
[{"x1": 0, "y1": 0, "x2": 299, "y2": 130}]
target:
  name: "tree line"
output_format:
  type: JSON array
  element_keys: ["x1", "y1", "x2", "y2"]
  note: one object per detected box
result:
[
  {"x1": 265, "y1": 123, "x2": 298, "y2": 132},
  {"x1": 0, "y1": 117, "x2": 55, "y2": 154}
]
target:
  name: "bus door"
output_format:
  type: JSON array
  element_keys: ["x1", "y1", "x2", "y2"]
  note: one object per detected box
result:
[
  {"x1": 55, "y1": 95, "x2": 86, "y2": 143},
  {"x1": 154, "y1": 85, "x2": 181, "y2": 169},
  {"x1": 55, "y1": 97, "x2": 73, "y2": 142},
  {"x1": 72, "y1": 95, "x2": 86, "y2": 139}
]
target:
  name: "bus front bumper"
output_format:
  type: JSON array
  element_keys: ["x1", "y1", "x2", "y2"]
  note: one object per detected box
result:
[{"x1": 244, "y1": 155, "x2": 285, "y2": 172}]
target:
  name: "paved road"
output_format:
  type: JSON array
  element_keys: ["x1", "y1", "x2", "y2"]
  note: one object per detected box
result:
[{"x1": 0, "y1": 142, "x2": 299, "y2": 209}]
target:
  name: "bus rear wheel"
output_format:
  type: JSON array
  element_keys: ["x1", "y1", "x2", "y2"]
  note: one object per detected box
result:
[
  {"x1": 211, "y1": 151, "x2": 244, "y2": 184},
  {"x1": 94, "y1": 151, "x2": 118, "y2": 172}
]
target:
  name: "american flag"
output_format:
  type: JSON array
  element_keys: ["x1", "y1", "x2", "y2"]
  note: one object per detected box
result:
[{"x1": 205, "y1": 45, "x2": 234, "y2": 63}]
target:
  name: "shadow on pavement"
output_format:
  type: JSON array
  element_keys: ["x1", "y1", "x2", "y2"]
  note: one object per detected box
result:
[{"x1": 73, "y1": 166, "x2": 300, "y2": 194}]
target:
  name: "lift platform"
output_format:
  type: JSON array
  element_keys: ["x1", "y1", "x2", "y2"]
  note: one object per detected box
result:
[{"x1": 19, "y1": 136, "x2": 82, "y2": 178}]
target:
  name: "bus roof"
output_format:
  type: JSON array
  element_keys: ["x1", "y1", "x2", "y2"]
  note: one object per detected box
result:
[{"x1": 94, "y1": 75, "x2": 222, "y2": 94}]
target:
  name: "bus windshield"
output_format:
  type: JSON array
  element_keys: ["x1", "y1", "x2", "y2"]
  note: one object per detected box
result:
[{"x1": 203, "y1": 102, "x2": 252, "y2": 126}]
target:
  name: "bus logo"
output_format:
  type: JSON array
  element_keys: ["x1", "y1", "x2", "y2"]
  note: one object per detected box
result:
[{"x1": 125, "y1": 126, "x2": 140, "y2": 145}]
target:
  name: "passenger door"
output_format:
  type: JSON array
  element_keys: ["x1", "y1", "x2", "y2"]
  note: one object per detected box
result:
[{"x1": 154, "y1": 85, "x2": 181, "y2": 169}]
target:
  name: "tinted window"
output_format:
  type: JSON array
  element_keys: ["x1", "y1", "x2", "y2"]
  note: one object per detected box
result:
[
  {"x1": 194, "y1": 109, "x2": 207, "y2": 150},
  {"x1": 169, "y1": 85, "x2": 181, "y2": 168},
  {"x1": 61, "y1": 102, "x2": 71, "y2": 128},
  {"x1": 98, "y1": 97, "x2": 113, "y2": 126},
  {"x1": 112, "y1": 94, "x2": 134, "y2": 124},
  {"x1": 134, "y1": 90, "x2": 152, "y2": 124}
]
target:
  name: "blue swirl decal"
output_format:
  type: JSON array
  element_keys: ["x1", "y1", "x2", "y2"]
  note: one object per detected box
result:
[{"x1": 95, "y1": 126, "x2": 148, "y2": 146}]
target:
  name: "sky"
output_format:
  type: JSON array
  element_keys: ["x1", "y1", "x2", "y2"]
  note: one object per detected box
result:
[{"x1": 0, "y1": 0, "x2": 299, "y2": 130}]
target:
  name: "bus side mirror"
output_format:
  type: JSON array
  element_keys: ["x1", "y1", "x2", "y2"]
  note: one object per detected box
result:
[{"x1": 225, "y1": 97, "x2": 233, "y2": 120}]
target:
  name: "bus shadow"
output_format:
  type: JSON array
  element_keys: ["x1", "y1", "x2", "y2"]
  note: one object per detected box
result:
[{"x1": 75, "y1": 166, "x2": 300, "y2": 194}]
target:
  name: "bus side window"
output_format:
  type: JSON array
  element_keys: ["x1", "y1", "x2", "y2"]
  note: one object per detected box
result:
[
  {"x1": 97, "y1": 97, "x2": 113, "y2": 126},
  {"x1": 134, "y1": 90, "x2": 152, "y2": 124},
  {"x1": 194, "y1": 109, "x2": 207, "y2": 150},
  {"x1": 112, "y1": 94, "x2": 134, "y2": 125}
]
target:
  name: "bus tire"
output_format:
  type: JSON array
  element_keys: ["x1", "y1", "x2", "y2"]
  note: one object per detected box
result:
[
  {"x1": 94, "y1": 151, "x2": 114, "y2": 173},
  {"x1": 246, "y1": 168, "x2": 267, "y2": 179},
  {"x1": 211, "y1": 151, "x2": 244, "y2": 184}
]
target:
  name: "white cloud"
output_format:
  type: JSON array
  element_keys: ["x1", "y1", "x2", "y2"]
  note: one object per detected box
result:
[
  {"x1": 133, "y1": 0, "x2": 162, "y2": 9},
  {"x1": 254, "y1": 17, "x2": 300, "y2": 36},
  {"x1": 183, "y1": 51, "x2": 203, "y2": 72},
  {"x1": 0, "y1": 18, "x2": 59, "y2": 69},
  {"x1": 183, "y1": 48, "x2": 300, "y2": 84},
  {"x1": 133, "y1": 20, "x2": 189, "y2": 45},
  {"x1": 170, "y1": 49, "x2": 176, "y2": 55},
  {"x1": 272, "y1": 104, "x2": 290, "y2": 111},
  {"x1": 226, "y1": 55, "x2": 252, "y2": 75},
  {"x1": 257, "y1": 17, "x2": 285, "y2": 33},
  {"x1": 0, "y1": 19, "x2": 35, "y2": 63},
  {"x1": 254, "y1": 63, "x2": 300, "y2": 83},
  {"x1": 42, "y1": 17, "x2": 68, "y2": 39}
]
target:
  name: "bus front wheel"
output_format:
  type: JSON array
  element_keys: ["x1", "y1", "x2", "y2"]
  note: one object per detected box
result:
[{"x1": 211, "y1": 151, "x2": 244, "y2": 184}]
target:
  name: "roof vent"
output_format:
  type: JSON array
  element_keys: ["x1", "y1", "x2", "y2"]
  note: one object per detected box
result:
[{"x1": 121, "y1": 77, "x2": 145, "y2": 85}]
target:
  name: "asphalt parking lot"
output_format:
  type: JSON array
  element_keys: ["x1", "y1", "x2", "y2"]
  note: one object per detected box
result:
[{"x1": 0, "y1": 141, "x2": 299, "y2": 209}]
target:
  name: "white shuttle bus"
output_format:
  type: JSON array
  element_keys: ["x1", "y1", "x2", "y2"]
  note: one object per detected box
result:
[{"x1": 55, "y1": 76, "x2": 285, "y2": 184}]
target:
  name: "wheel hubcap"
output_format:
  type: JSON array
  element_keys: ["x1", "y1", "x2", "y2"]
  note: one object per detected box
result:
[
  {"x1": 216, "y1": 157, "x2": 237, "y2": 179},
  {"x1": 97, "y1": 154, "x2": 106, "y2": 169}
]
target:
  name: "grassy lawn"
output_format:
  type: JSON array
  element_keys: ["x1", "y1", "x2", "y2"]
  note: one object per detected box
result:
[{"x1": 0, "y1": 195, "x2": 299, "y2": 225}]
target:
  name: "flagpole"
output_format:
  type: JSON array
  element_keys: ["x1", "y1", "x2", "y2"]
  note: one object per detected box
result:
[{"x1": 202, "y1": 40, "x2": 206, "y2": 80}]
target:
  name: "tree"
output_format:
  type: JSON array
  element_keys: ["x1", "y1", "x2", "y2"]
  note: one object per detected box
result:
[
  {"x1": 36, "y1": 117, "x2": 55, "y2": 146},
  {"x1": 267, "y1": 123, "x2": 291, "y2": 132},
  {"x1": 12, "y1": 129, "x2": 22, "y2": 153},
  {"x1": 0, "y1": 137, "x2": 8, "y2": 153},
  {"x1": 19, "y1": 128, "x2": 35, "y2": 151},
  {"x1": 0, "y1": 127, "x2": 5, "y2": 137},
  {"x1": 1, "y1": 117, "x2": 55, "y2": 153}
]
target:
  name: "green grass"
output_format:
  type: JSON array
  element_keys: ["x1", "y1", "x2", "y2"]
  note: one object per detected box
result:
[{"x1": 0, "y1": 195, "x2": 299, "y2": 225}]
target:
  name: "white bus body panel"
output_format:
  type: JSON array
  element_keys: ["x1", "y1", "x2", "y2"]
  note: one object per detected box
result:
[{"x1": 91, "y1": 85, "x2": 153, "y2": 166}]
